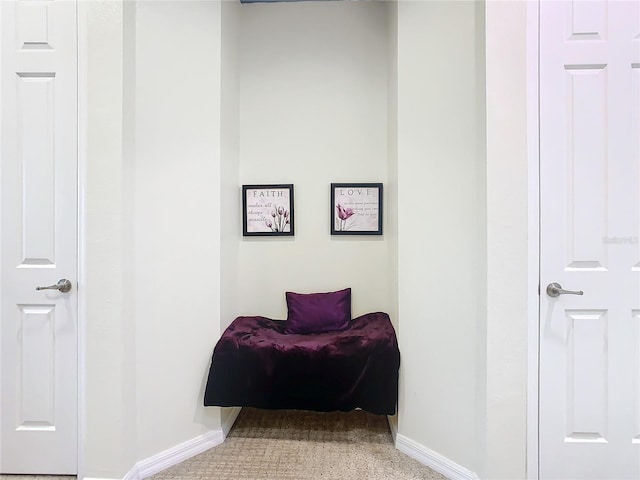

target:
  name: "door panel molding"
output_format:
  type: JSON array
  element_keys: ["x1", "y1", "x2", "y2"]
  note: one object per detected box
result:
[
  {"x1": 537, "y1": 1, "x2": 640, "y2": 478},
  {"x1": 1, "y1": 0, "x2": 79, "y2": 473}
]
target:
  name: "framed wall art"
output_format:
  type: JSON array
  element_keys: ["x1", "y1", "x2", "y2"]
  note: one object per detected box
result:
[
  {"x1": 331, "y1": 183, "x2": 383, "y2": 235},
  {"x1": 242, "y1": 184, "x2": 294, "y2": 237}
]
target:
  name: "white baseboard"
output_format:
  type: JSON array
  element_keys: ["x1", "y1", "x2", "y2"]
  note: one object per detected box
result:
[
  {"x1": 387, "y1": 415, "x2": 398, "y2": 444},
  {"x1": 125, "y1": 429, "x2": 225, "y2": 480},
  {"x1": 122, "y1": 468, "x2": 140, "y2": 480},
  {"x1": 396, "y1": 434, "x2": 479, "y2": 480},
  {"x1": 221, "y1": 407, "x2": 242, "y2": 438}
]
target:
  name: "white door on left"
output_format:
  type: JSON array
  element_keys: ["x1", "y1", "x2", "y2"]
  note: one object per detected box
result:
[{"x1": 1, "y1": 0, "x2": 78, "y2": 474}]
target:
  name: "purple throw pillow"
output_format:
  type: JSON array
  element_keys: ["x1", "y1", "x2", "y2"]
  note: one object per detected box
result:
[{"x1": 285, "y1": 288, "x2": 352, "y2": 335}]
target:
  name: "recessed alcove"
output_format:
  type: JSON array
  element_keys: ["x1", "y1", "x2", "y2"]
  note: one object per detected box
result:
[
  {"x1": 229, "y1": 0, "x2": 396, "y2": 322},
  {"x1": 218, "y1": 0, "x2": 486, "y2": 473}
]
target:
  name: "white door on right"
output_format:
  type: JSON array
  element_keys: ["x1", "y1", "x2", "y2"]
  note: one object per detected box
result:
[{"x1": 539, "y1": 1, "x2": 640, "y2": 479}]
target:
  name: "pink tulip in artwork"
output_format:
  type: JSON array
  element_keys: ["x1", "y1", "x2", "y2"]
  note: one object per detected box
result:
[
  {"x1": 336, "y1": 204, "x2": 355, "y2": 231},
  {"x1": 267, "y1": 204, "x2": 290, "y2": 232}
]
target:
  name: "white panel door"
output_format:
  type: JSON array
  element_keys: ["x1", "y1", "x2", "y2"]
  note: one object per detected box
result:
[
  {"x1": 0, "y1": 0, "x2": 78, "y2": 474},
  {"x1": 539, "y1": 1, "x2": 640, "y2": 479}
]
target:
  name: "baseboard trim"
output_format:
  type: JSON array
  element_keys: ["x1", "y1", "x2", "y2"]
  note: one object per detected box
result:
[
  {"x1": 221, "y1": 407, "x2": 242, "y2": 438},
  {"x1": 123, "y1": 468, "x2": 140, "y2": 480},
  {"x1": 387, "y1": 415, "x2": 398, "y2": 444},
  {"x1": 125, "y1": 429, "x2": 225, "y2": 480},
  {"x1": 395, "y1": 434, "x2": 479, "y2": 480}
]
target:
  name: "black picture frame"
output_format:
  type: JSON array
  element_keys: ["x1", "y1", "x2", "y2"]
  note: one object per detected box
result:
[
  {"x1": 331, "y1": 183, "x2": 383, "y2": 235},
  {"x1": 242, "y1": 184, "x2": 294, "y2": 237}
]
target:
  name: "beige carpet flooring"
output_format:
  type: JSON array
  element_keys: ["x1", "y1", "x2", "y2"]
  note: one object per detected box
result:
[{"x1": 150, "y1": 408, "x2": 447, "y2": 480}]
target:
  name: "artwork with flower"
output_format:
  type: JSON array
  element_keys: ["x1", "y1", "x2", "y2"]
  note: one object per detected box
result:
[
  {"x1": 331, "y1": 183, "x2": 383, "y2": 235},
  {"x1": 242, "y1": 184, "x2": 294, "y2": 236}
]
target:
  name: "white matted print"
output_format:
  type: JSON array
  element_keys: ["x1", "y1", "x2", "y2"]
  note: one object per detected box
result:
[
  {"x1": 331, "y1": 183, "x2": 383, "y2": 235},
  {"x1": 242, "y1": 184, "x2": 294, "y2": 236}
]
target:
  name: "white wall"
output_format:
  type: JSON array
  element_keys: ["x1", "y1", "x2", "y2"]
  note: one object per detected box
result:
[
  {"x1": 484, "y1": 1, "x2": 528, "y2": 478},
  {"x1": 386, "y1": 0, "x2": 399, "y2": 437},
  {"x1": 220, "y1": 0, "x2": 241, "y2": 333},
  {"x1": 82, "y1": 1, "x2": 136, "y2": 476},
  {"x1": 473, "y1": 0, "x2": 488, "y2": 477},
  {"x1": 237, "y1": 1, "x2": 391, "y2": 319},
  {"x1": 83, "y1": 1, "x2": 232, "y2": 476},
  {"x1": 395, "y1": 0, "x2": 485, "y2": 474},
  {"x1": 133, "y1": 0, "x2": 224, "y2": 461},
  {"x1": 395, "y1": 3, "x2": 529, "y2": 478},
  {"x1": 219, "y1": 0, "x2": 242, "y2": 430},
  {"x1": 387, "y1": 0, "x2": 399, "y2": 333}
]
